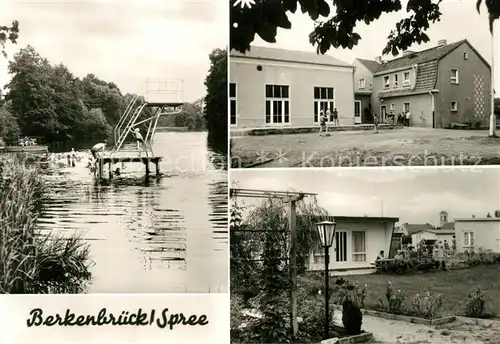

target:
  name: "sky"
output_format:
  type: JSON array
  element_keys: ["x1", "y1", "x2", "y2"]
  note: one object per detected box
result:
[
  {"x1": 0, "y1": 0, "x2": 228, "y2": 102},
  {"x1": 231, "y1": 167, "x2": 500, "y2": 226},
  {"x1": 249, "y1": 0, "x2": 500, "y2": 93}
]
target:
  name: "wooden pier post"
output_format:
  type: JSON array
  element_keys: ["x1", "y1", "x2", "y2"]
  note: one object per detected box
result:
[
  {"x1": 155, "y1": 160, "x2": 160, "y2": 176},
  {"x1": 144, "y1": 158, "x2": 150, "y2": 176},
  {"x1": 98, "y1": 158, "x2": 104, "y2": 179},
  {"x1": 108, "y1": 161, "x2": 113, "y2": 180}
]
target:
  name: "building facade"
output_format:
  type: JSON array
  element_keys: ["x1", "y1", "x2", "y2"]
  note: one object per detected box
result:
[
  {"x1": 411, "y1": 229, "x2": 455, "y2": 248},
  {"x1": 353, "y1": 58, "x2": 381, "y2": 124},
  {"x1": 229, "y1": 46, "x2": 355, "y2": 129},
  {"x1": 455, "y1": 217, "x2": 500, "y2": 253},
  {"x1": 308, "y1": 216, "x2": 399, "y2": 276},
  {"x1": 370, "y1": 39, "x2": 491, "y2": 128}
]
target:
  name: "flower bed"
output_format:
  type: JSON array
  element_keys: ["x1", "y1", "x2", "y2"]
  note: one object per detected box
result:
[{"x1": 319, "y1": 325, "x2": 373, "y2": 344}]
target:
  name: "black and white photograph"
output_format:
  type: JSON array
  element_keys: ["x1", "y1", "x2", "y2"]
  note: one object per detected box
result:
[
  {"x1": 230, "y1": 167, "x2": 500, "y2": 343},
  {"x1": 230, "y1": 0, "x2": 500, "y2": 168},
  {"x1": 0, "y1": 0, "x2": 228, "y2": 294}
]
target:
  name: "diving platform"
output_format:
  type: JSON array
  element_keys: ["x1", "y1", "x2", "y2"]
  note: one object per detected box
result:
[{"x1": 96, "y1": 79, "x2": 183, "y2": 181}]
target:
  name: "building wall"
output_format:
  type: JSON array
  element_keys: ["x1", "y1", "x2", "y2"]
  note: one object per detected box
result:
[
  {"x1": 372, "y1": 66, "x2": 417, "y2": 116},
  {"x1": 378, "y1": 94, "x2": 433, "y2": 126},
  {"x1": 411, "y1": 231, "x2": 437, "y2": 247},
  {"x1": 230, "y1": 57, "x2": 355, "y2": 128},
  {"x1": 436, "y1": 42, "x2": 491, "y2": 128},
  {"x1": 308, "y1": 220, "x2": 395, "y2": 272},
  {"x1": 353, "y1": 60, "x2": 375, "y2": 93},
  {"x1": 455, "y1": 220, "x2": 500, "y2": 253}
]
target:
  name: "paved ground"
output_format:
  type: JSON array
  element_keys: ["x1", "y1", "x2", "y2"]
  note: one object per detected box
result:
[
  {"x1": 230, "y1": 127, "x2": 500, "y2": 168},
  {"x1": 332, "y1": 312, "x2": 500, "y2": 344}
]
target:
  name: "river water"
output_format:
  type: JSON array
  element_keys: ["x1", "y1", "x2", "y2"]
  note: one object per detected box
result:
[{"x1": 37, "y1": 131, "x2": 228, "y2": 293}]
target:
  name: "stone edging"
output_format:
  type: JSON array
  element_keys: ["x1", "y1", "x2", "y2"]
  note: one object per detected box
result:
[
  {"x1": 321, "y1": 332, "x2": 373, "y2": 344},
  {"x1": 454, "y1": 316, "x2": 500, "y2": 326},
  {"x1": 331, "y1": 304, "x2": 455, "y2": 325}
]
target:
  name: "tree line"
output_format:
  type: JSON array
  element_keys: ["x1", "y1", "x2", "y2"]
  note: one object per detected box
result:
[{"x1": 0, "y1": 45, "x2": 208, "y2": 146}]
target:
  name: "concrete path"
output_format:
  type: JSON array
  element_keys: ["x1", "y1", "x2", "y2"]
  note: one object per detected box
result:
[{"x1": 331, "y1": 312, "x2": 500, "y2": 344}]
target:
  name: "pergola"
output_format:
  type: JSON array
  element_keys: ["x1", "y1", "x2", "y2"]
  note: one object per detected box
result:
[{"x1": 230, "y1": 188, "x2": 317, "y2": 337}]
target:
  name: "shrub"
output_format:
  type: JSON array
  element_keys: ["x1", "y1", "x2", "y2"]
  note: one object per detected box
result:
[
  {"x1": 410, "y1": 292, "x2": 443, "y2": 319},
  {"x1": 0, "y1": 156, "x2": 92, "y2": 293},
  {"x1": 377, "y1": 281, "x2": 405, "y2": 315},
  {"x1": 465, "y1": 289, "x2": 487, "y2": 318}
]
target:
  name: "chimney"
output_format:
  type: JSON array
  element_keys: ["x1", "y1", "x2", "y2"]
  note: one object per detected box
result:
[
  {"x1": 375, "y1": 56, "x2": 382, "y2": 64},
  {"x1": 438, "y1": 39, "x2": 447, "y2": 47}
]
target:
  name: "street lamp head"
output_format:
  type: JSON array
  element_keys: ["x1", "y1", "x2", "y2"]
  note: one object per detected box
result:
[{"x1": 316, "y1": 220, "x2": 336, "y2": 248}]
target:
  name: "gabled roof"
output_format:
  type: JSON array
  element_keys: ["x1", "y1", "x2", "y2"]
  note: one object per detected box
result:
[
  {"x1": 375, "y1": 40, "x2": 468, "y2": 74},
  {"x1": 402, "y1": 223, "x2": 434, "y2": 234},
  {"x1": 412, "y1": 229, "x2": 455, "y2": 235},
  {"x1": 230, "y1": 46, "x2": 353, "y2": 68},
  {"x1": 440, "y1": 222, "x2": 455, "y2": 230},
  {"x1": 318, "y1": 215, "x2": 399, "y2": 223},
  {"x1": 356, "y1": 58, "x2": 381, "y2": 73}
]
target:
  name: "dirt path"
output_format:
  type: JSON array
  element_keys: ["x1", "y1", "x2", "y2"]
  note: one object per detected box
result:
[
  {"x1": 332, "y1": 311, "x2": 500, "y2": 344},
  {"x1": 231, "y1": 128, "x2": 500, "y2": 168}
]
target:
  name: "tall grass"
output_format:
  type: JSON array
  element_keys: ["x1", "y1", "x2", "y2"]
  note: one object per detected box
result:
[{"x1": 0, "y1": 155, "x2": 92, "y2": 293}]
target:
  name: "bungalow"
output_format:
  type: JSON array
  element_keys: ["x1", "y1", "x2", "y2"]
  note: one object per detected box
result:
[
  {"x1": 455, "y1": 215, "x2": 500, "y2": 253},
  {"x1": 396, "y1": 222, "x2": 435, "y2": 236},
  {"x1": 229, "y1": 46, "x2": 355, "y2": 129},
  {"x1": 308, "y1": 216, "x2": 399, "y2": 276},
  {"x1": 410, "y1": 229, "x2": 455, "y2": 249},
  {"x1": 371, "y1": 39, "x2": 491, "y2": 128}
]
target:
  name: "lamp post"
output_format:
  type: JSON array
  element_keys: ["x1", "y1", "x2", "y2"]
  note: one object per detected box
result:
[{"x1": 316, "y1": 220, "x2": 337, "y2": 339}]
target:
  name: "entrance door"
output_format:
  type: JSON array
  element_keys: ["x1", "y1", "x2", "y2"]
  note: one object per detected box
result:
[
  {"x1": 335, "y1": 231, "x2": 348, "y2": 262},
  {"x1": 380, "y1": 105, "x2": 387, "y2": 122},
  {"x1": 354, "y1": 101, "x2": 362, "y2": 124}
]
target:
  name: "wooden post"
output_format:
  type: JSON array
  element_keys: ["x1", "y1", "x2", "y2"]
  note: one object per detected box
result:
[
  {"x1": 144, "y1": 158, "x2": 150, "y2": 176},
  {"x1": 98, "y1": 158, "x2": 104, "y2": 179},
  {"x1": 289, "y1": 199, "x2": 298, "y2": 338},
  {"x1": 155, "y1": 161, "x2": 160, "y2": 176},
  {"x1": 108, "y1": 161, "x2": 113, "y2": 180}
]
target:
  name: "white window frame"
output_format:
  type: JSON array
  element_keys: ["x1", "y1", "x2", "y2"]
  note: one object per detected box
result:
[
  {"x1": 230, "y1": 83, "x2": 237, "y2": 126},
  {"x1": 265, "y1": 84, "x2": 290, "y2": 125},
  {"x1": 404, "y1": 102, "x2": 410, "y2": 113},
  {"x1": 463, "y1": 230, "x2": 474, "y2": 248},
  {"x1": 390, "y1": 103, "x2": 395, "y2": 111},
  {"x1": 383, "y1": 76, "x2": 390, "y2": 89},
  {"x1": 313, "y1": 86, "x2": 335, "y2": 123},
  {"x1": 451, "y1": 69, "x2": 459, "y2": 84},
  {"x1": 359, "y1": 78, "x2": 366, "y2": 89},
  {"x1": 450, "y1": 101, "x2": 458, "y2": 112},
  {"x1": 403, "y1": 71, "x2": 410, "y2": 86},
  {"x1": 351, "y1": 231, "x2": 366, "y2": 262},
  {"x1": 393, "y1": 74, "x2": 399, "y2": 88},
  {"x1": 464, "y1": 52, "x2": 468, "y2": 60}
]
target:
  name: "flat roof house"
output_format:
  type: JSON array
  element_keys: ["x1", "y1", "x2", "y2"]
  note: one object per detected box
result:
[
  {"x1": 455, "y1": 215, "x2": 500, "y2": 253},
  {"x1": 229, "y1": 46, "x2": 355, "y2": 130},
  {"x1": 308, "y1": 215, "x2": 399, "y2": 276},
  {"x1": 370, "y1": 39, "x2": 491, "y2": 128},
  {"x1": 411, "y1": 229, "x2": 455, "y2": 248}
]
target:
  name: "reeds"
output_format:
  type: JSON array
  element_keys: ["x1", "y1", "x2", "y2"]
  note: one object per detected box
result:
[{"x1": 0, "y1": 155, "x2": 92, "y2": 294}]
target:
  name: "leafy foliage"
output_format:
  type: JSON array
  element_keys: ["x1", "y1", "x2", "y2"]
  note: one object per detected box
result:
[
  {"x1": 0, "y1": 20, "x2": 19, "y2": 58},
  {"x1": 204, "y1": 48, "x2": 227, "y2": 154},
  {"x1": 0, "y1": 102, "x2": 21, "y2": 145},
  {"x1": 230, "y1": 0, "x2": 500, "y2": 56},
  {"x1": 465, "y1": 288, "x2": 487, "y2": 318},
  {"x1": 157, "y1": 101, "x2": 206, "y2": 130}
]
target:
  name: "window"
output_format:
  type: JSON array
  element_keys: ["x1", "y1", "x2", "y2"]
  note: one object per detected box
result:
[
  {"x1": 265, "y1": 84, "x2": 290, "y2": 124},
  {"x1": 451, "y1": 69, "x2": 459, "y2": 84},
  {"x1": 393, "y1": 74, "x2": 399, "y2": 88},
  {"x1": 403, "y1": 71, "x2": 410, "y2": 86},
  {"x1": 450, "y1": 101, "x2": 458, "y2": 112},
  {"x1": 230, "y1": 83, "x2": 237, "y2": 125},
  {"x1": 352, "y1": 231, "x2": 366, "y2": 262},
  {"x1": 464, "y1": 52, "x2": 468, "y2": 60},
  {"x1": 383, "y1": 76, "x2": 390, "y2": 89},
  {"x1": 390, "y1": 103, "x2": 395, "y2": 111},
  {"x1": 335, "y1": 232, "x2": 347, "y2": 262},
  {"x1": 313, "y1": 86, "x2": 335, "y2": 122},
  {"x1": 359, "y1": 78, "x2": 366, "y2": 89},
  {"x1": 463, "y1": 231, "x2": 474, "y2": 247},
  {"x1": 404, "y1": 102, "x2": 410, "y2": 113}
]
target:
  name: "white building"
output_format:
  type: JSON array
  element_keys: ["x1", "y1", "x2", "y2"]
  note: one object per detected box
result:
[{"x1": 455, "y1": 216, "x2": 500, "y2": 252}]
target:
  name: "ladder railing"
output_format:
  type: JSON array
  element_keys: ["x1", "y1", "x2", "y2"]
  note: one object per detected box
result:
[
  {"x1": 112, "y1": 102, "x2": 147, "y2": 155},
  {"x1": 114, "y1": 94, "x2": 139, "y2": 145}
]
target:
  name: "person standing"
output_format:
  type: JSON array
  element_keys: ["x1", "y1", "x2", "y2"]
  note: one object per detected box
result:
[
  {"x1": 405, "y1": 110, "x2": 411, "y2": 127},
  {"x1": 319, "y1": 110, "x2": 326, "y2": 136},
  {"x1": 90, "y1": 141, "x2": 107, "y2": 160},
  {"x1": 332, "y1": 108, "x2": 339, "y2": 126},
  {"x1": 373, "y1": 113, "x2": 379, "y2": 133},
  {"x1": 131, "y1": 127, "x2": 149, "y2": 157}
]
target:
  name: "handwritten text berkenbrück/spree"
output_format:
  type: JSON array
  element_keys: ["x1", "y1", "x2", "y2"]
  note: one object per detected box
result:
[{"x1": 26, "y1": 308, "x2": 209, "y2": 329}]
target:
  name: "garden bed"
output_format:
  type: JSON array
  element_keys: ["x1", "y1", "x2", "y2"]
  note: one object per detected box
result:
[{"x1": 320, "y1": 325, "x2": 372, "y2": 344}]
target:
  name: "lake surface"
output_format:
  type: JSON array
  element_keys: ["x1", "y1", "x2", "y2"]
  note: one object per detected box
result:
[{"x1": 37, "y1": 131, "x2": 228, "y2": 293}]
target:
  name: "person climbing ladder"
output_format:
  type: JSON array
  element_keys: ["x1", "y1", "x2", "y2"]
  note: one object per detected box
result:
[{"x1": 131, "y1": 127, "x2": 150, "y2": 157}]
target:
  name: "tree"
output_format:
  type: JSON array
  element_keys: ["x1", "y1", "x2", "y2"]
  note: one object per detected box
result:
[
  {"x1": 230, "y1": 0, "x2": 500, "y2": 56},
  {"x1": 0, "y1": 20, "x2": 19, "y2": 58},
  {"x1": 0, "y1": 101, "x2": 21, "y2": 145},
  {"x1": 204, "y1": 48, "x2": 227, "y2": 154}
]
